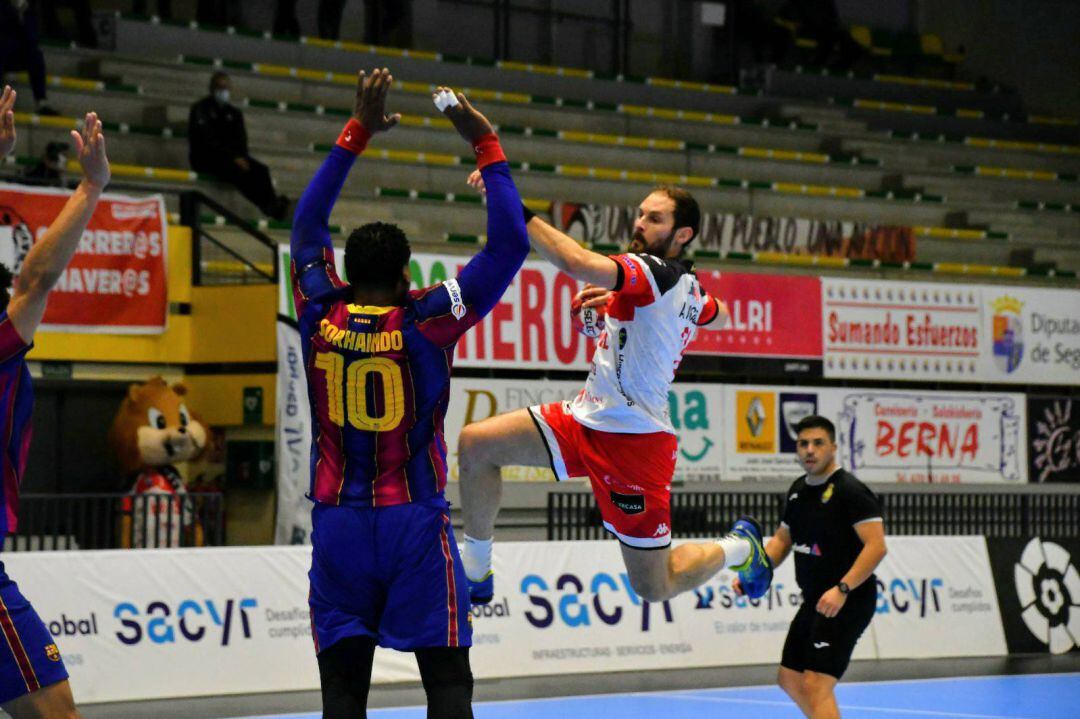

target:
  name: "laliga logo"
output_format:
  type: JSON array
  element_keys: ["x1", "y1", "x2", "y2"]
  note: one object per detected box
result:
[
  {"x1": 991, "y1": 296, "x2": 1024, "y2": 374},
  {"x1": 1013, "y1": 537, "x2": 1080, "y2": 654}
]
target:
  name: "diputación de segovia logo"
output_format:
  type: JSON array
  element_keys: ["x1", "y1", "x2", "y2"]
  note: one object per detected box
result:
[
  {"x1": 1013, "y1": 537, "x2": 1080, "y2": 654},
  {"x1": 991, "y1": 296, "x2": 1024, "y2": 374}
]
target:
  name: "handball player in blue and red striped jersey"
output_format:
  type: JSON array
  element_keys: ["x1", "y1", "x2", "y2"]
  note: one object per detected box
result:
[
  {"x1": 0, "y1": 85, "x2": 111, "y2": 718},
  {"x1": 291, "y1": 69, "x2": 528, "y2": 718}
]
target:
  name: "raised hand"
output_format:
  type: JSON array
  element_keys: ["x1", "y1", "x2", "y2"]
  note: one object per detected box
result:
[
  {"x1": 433, "y1": 87, "x2": 494, "y2": 145},
  {"x1": 574, "y1": 284, "x2": 611, "y2": 309},
  {"x1": 71, "y1": 112, "x2": 110, "y2": 190},
  {"x1": 353, "y1": 68, "x2": 401, "y2": 133},
  {"x1": 0, "y1": 86, "x2": 16, "y2": 157},
  {"x1": 466, "y1": 168, "x2": 486, "y2": 196}
]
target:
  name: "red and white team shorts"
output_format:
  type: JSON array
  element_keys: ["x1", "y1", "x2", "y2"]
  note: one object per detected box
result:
[{"x1": 528, "y1": 401, "x2": 677, "y2": 549}]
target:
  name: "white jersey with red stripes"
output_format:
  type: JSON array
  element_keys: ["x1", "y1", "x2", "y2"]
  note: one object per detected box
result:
[{"x1": 570, "y1": 253, "x2": 720, "y2": 434}]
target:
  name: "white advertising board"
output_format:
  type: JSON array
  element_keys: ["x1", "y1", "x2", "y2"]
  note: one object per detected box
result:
[
  {"x1": 723, "y1": 385, "x2": 1027, "y2": 483},
  {"x1": 2, "y1": 535, "x2": 1005, "y2": 703},
  {"x1": 822, "y1": 278, "x2": 1080, "y2": 386},
  {"x1": 871, "y1": 537, "x2": 1007, "y2": 658}
]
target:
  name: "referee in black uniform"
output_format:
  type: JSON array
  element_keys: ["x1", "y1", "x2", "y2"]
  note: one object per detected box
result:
[{"x1": 735, "y1": 415, "x2": 887, "y2": 719}]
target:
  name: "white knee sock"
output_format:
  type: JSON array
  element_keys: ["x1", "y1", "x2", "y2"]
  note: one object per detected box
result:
[
  {"x1": 463, "y1": 534, "x2": 493, "y2": 582},
  {"x1": 717, "y1": 534, "x2": 751, "y2": 569}
]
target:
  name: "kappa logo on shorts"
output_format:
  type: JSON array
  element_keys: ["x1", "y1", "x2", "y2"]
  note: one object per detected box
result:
[
  {"x1": 653, "y1": 523, "x2": 670, "y2": 537},
  {"x1": 610, "y1": 490, "x2": 645, "y2": 515},
  {"x1": 45, "y1": 644, "x2": 61, "y2": 662}
]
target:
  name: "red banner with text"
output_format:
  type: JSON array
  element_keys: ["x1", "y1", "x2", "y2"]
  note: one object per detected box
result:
[{"x1": 0, "y1": 183, "x2": 168, "y2": 334}]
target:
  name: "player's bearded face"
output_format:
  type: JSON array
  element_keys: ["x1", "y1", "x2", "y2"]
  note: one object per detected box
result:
[{"x1": 628, "y1": 227, "x2": 677, "y2": 256}]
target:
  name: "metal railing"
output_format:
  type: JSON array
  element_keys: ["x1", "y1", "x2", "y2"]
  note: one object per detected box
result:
[
  {"x1": 5, "y1": 493, "x2": 226, "y2": 551},
  {"x1": 547, "y1": 490, "x2": 1080, "y2": 540},
  {"x1": 180, "y1": 190, "x2": 278, "y2": 286}
]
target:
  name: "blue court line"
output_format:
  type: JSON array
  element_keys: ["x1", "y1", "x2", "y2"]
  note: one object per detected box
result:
[{"x1": 226, "y1": 672, "x2": 1080, "y2": 719}]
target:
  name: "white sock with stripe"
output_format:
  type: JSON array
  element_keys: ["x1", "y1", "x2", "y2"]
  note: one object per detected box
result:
[
  {"x1": 716, "y1": 534, "x2": 751, "y2": 569},
  {"x1": 463, "y1": 534, "x2": 493, "y2": 582}
]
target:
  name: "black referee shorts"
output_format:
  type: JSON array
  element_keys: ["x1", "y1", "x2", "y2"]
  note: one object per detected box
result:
[{"x1": 780, "y1": 590, "x2": 875, "y2": 679}]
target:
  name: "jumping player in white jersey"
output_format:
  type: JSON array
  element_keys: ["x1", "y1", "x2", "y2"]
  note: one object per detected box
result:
[{"x1": 457, "y1": 181, "x2": 774, "y2": 605}]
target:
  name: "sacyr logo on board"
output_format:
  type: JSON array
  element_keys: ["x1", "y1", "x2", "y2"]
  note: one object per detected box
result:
[
  {"x1": 113, "y1": 597, "x2": 258, "y2": 647},
  {"x1": 875, "y1": 577, "x2": 943, "y2": 618},
  {"x1": 519, "y1": 572, "x2": 673, "y2": 632},
  {"x1": 1013, "y1": 537, "x2": 1079, "y2": 654},
  {"x1": 991, "y1": 296, "x2": 1024, "y2": 374}
]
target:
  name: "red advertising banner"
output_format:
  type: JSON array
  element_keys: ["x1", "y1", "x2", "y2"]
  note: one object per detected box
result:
[
  {"x1": 692, "y1": 270, "x2": 822, "y2": 358},
  {"x1": 0, "y1": 184, "x2": 168, "y2": 334},
  {"x1": 281, "y1": 251, "x2": 821, "y2": 372}
]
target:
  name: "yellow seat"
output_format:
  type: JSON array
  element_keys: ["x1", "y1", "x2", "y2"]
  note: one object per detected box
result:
[{"x1": 850, "y1": 26, "x2": 873, "y2": 48}]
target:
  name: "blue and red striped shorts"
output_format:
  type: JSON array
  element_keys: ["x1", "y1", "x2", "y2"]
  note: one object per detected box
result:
[
  {"x1": 308, "y1": 495, "x2": 472, "y2": 653},
  {"x1": 0, "y1": 565, "x2": 69, "y2": 703}
]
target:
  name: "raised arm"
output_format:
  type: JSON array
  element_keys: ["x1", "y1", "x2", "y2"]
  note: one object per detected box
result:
[
  {"x1": 413, "y1": 90, "x2": 528, "y2": 343},
  {"x1": 443, "y1": 90, "x2": 528, "y2": 316},
  {"x1": 0, "y1": 86, "x2": 15, "y2": 158},
  {"x1": 466, "y1": 167, "x2": 618, "y2": 288},
  {"x1": 7, "y1": 110, "x2": 111, "y2": 341},
  {"x1": 524, "y1": 214, "x2": 620, "y2": 289},
  {"x1": 291, "y1": 68, "x2": 400, "y2": 306}
]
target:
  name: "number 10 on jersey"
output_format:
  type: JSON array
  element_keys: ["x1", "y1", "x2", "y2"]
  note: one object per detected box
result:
[{"x1": 314, "y1": 352, "x2": 406, "y2": 432}]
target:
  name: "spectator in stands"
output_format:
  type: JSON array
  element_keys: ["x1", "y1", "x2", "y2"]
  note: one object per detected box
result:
[
  {"x1": 364, "y1": 0, "x2": 411, "y2": 46},
  {"x1": 273, "y1": 0, "x2": 348, "y2": 40},
  {"x1": 273, "y1": 0, "x2": 301, "y2": 37},
  {"x1": 318, "y1": 0, "x2": 346, "y2": 40},
  {"x1": 0, "y1": 0, "x2": 58, "y2": 116},
  {"x1": 20, "y1": 140, "x2": 68, "y2": 187},
  {"x1": 781, "y1": 0, "x2": 862, "y2": 70},
  {"x1": 188, "y1": 71, "x2": 289, "y2": 220},
  {"x1": 40, "y1": 0, "x2": 98, "y2": 48}
]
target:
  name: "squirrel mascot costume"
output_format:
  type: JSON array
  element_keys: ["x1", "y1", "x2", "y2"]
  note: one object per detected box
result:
[{"x1": 108, "y1": 377, "x2": 208, "y2": 548}]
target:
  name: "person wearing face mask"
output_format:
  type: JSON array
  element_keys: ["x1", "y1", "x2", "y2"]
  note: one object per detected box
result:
[
  {"x1": 20, "y1": 140, "x2": 67, "y2": 187},
  {"x1": 734, "y1": 414, "x2": 887, "y2": 719},
  {"x1": 188, "y1": 71, "x2": 288, "y2": 220}
]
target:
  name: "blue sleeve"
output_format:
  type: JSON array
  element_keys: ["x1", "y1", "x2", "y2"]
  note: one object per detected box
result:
[
  {"x1": 290, "y1": 145, "x2": 355, "y2": 313},
  {"x1": 414, "y1": 161, "x2": 529, "y2": 344}
]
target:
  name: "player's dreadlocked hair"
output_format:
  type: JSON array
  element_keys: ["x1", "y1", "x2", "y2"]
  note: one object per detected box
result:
[
  {"x1": 0, "y1": 263, "x2": 12, "y2": 313},
  {"x1": 344, "y1": 221, "x2": 411, "y2": 291},
  {"x1": 653, "y1": 185, "x2": 701, "y2": 253}
]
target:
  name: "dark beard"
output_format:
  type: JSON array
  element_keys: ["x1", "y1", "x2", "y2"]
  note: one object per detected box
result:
[{"x1": 629, "y1": 230, "x2": 676, "y2": 257}]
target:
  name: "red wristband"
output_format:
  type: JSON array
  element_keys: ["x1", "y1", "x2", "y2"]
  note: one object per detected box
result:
[
  {"x1": 336, "y1": 119, "x2": 371, "y2": 155},
  {"x1": 472, "y1": 133, "x2": 506, "y2": 170}
]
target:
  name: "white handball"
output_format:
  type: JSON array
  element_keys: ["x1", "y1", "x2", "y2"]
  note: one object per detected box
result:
[{"x1": 574, "y1": 304, "x2": 606, "y2": 338}]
